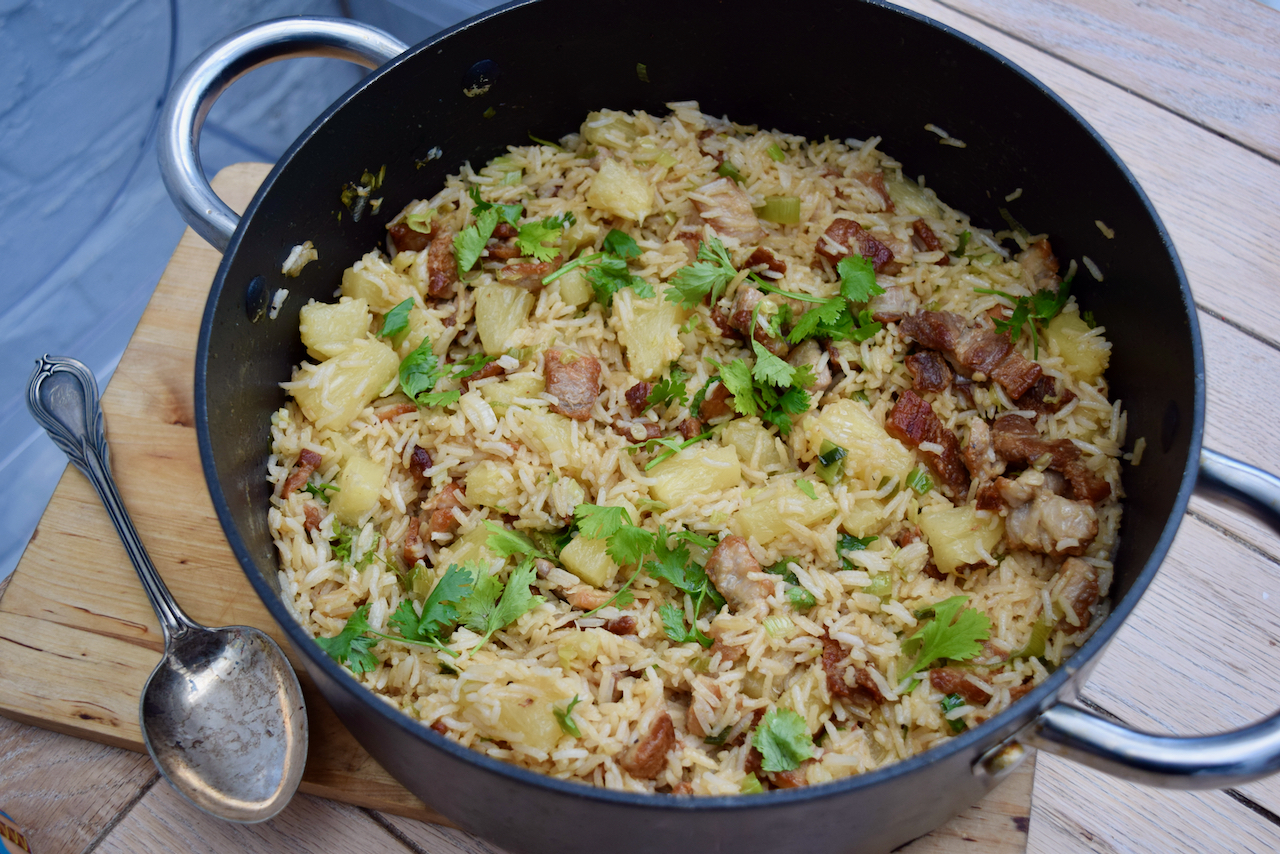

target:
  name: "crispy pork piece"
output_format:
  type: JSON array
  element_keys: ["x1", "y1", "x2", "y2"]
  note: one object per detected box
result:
[
  {"x1": 815, "y1": 217, "x2": 903, "y2": 275},
  {"x1": 900, "y1": 311, "x2": 1043, "y2": 399},
  {"x1": 884, "y1": 390, "x2": 970, "y2": 501},
  {"x1": 545, "y1": 349, "x2": 602, "y2": 421},
  {"x1": 703, "y1": 535, "x2": 773, "y2": 613},
  {"x1": 619, "y1": 712, "x2": 676, "y2": 779}
]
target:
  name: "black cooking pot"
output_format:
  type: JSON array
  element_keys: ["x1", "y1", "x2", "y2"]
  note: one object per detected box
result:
[{"x1": 159, "y1": 3, "x2": 1280, "y2": 850}]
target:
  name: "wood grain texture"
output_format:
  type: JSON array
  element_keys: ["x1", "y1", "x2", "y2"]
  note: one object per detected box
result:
[
  {"x1": 1031, "y1": 754, "x2": 1280, "y2": 854},
  {"x1": 936, "y1": 0, "x2": 1280, "y2": 161},
  {"x1": 897, "y1": 0, "x2": 1280, "y2": 345},
  {"x1": 0, "y1": 162, "x2": 1027, "y2": 852},
  {"x1": 95, "y1": 787, "x2": 410, "y2": 854}
]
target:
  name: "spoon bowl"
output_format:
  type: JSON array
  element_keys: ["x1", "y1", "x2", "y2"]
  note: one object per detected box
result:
[{"x1": 27, "y1": 355, "x2": 307, "y2": 823}]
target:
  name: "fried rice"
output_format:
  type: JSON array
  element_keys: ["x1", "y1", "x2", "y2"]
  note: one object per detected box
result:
[{"x1": 266, "y1": 102, "x2": 1123, "y2": 795}]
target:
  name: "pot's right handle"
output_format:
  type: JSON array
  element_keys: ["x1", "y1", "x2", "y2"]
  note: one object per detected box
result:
[
  {"x1": 158, "y1": 17, "x2": 408, "y2": 253},
  {"x1": 988, "y1": 447, "x2": 1280, "y2": 789}
]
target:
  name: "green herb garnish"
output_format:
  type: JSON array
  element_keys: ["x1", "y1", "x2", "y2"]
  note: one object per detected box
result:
[
  {"x1": 380, "y1": 298, "x2": 413, "y2": 339},
  {"x1": 940, "y1": 693, "x2": 968, "y2": 733},
  {"x1": 554, "y1": 695, "x2": 583, "y2": 737},
  {"x1": 665, "y1": 237, "x2": 738, "y2": 310},
  {"x1": 900, "y1": 595, "x2": 990, "y2": 683},
  {"x1": 751, "y1": 708, "x2": 814, "y2": 772}
]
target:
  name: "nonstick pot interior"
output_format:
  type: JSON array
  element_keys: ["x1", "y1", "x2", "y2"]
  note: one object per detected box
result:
[{"x1": 195, "y1": 1, "x2": 1200, "y2": 851}]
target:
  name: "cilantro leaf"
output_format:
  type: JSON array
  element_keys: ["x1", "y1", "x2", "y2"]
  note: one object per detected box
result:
[
  {"x1": 607, "y1": 525, "x2": 658, "y2": 566},
  {"x1": 388, "y1": 600, "x2": 422, "y2": 640},
  {"x1": 837, "y1": 254, "x2": 885, "y2": 303},
  {"x1": 751, "y1": 339, "x2": 797, "y2": 388},
  {"x1": 587, "y1": 255, "x2": 654, "y2": 308},
  {"x1": 751, "y1": 708, "x2": 814, "y2": 772},
  {"x1": 454, "y1": 206, "x2": 500, "y2": 273},
  {"x1": 554, "y1": 695, "x2": 583, "y2": 737},
  {"x1": 603, "y1": 228, "x2": 641, "y2": 259},
  {"x1": 314, "y1": 604, "x2": 379, "y2": 673},
  {"x1": 646, "y1": 367, "x2": 689, "y2": 410},
  {"x1": 976, "y1": 278, "x2": 1072, "y2": 358},
  {"x1": 787, "y1": 296, "x2": 847, "y2": 344},
  {"x1": 850, "y1": 309, "x2": 883, "y2": 343},
  {"x1": 380, "y1": 298, "x2": 413, "y2": 339},
  {"x1": 901, "y1": 595, "x2": 990, "y2": 681},
  {"x1": 665, "y1": 237, "x2": 738, "y2": 310},
  {"x1": 516, "y1": 213, "x2": 575, "y2": 263},
  {"x1": 483, "y1": 521, "x2": 553, "y2": 560},
  {"x1": 398, "y1": 337, "x2": 442, "y2": 403},
  {"x1": 420, "y1": 389, "x2": 461, "y2": 408},
  {"x1": 458, "y1": 559, "x2": 543, "y2": 649},
  {"x1": 467, "y1": 186, "x2": 522, "y2": 225},
  {"x1": 415, "y1": 563, "x2": 475, "y2": 640},
  {"x1": 659, "y1": 602, "x2": 712, "y2": 647},
  {"x1": 718, "y1": 359, "x2": 757, "y2": 417},
  {"x1": 574, "y1": 504, "x2": 632, "y2": 540}
]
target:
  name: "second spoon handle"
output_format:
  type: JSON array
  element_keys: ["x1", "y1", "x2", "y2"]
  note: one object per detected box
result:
[{"x1": 27, "y1": 356, "x2": 195, "y2": 642}]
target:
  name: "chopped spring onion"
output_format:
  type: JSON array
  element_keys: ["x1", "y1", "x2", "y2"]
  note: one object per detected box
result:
[
  {"x1": 636, "y1": 62, "x2": 650, "y2": 83},
  {"x1": 786, "y1": 585, "x2": 816, "y2": 610},
  {"x1": 500, "y1": 169, "x2": 523, "y2": 186},
  {"x1": 740, "y1": 773, "x2": 764, "y2": 794},
  {"x1": 1012, "y1": 615, "x2": 1053, "y2": 659},
  {"x1": 954, "y1": 230, "x2": 971, "y2": 256},
  {"x1": 717, "y1": 161, "x2": 744, "y2": 183},
  {"x1": 864, "y1": 573, "x2": 892, "y2": 600},
  {"x1": 816, "y1": 440, "x2": 848, "y2": 486},
  {"x1": 554, "y1": 695, "x2": 582, "y2": 737},
  {"x1": 757, "y1": 196, "x2": 801, "y2": 225},
  {"x1": 940, "y1": 693, "x2": 968, "y2": 733},
  {"x1": 905, "y1": 466, "x2": 934, "y2": 495},
  {"x1": 763, "y1": 615, "x2": 794, "y2": 639},
  {"x1": 528, "y1": 133, "x2": 563, "y2": 150},
  {"x1": 404, "y1": 210, "x2": 435, "y2": 233},
  {"x1": 766, "y1": 143, "x2": 786, "y2": 162}
]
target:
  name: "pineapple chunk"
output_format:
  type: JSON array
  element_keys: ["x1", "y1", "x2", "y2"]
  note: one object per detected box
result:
[
  {"x1": 648, "y1": 445, "x2": 741, "y2": 507},
  {"x1": 841, "y1": 497, "x2": 892, "y2": 539},
  {"x1": 561, "y1": 219, "x2": 602, "y2": 259},
  {"x1": 917, "y1": 506, "x2": 1004, "y2": 573},
  {"x1": 815, "y1": 399, "x2": 914, "y2": 488},
  {"x1": 475, "y1": 283, "x2": 535, "y2": 356},
  {"x1": 613, "y1": 288, "x2": 686, "y2": 381},
  {"x1": 458, "y1": 672, "x2": 567, "y2": 752},
  {"x1": 1046, "y1": 311, "x2": 1110, "y2": 383},
  {"x1": 466, "y1": 461, "x2": 515, "y2": 509},
  {"x1": 730, "y1": 480, "x2": 837, "y2": 546},
  {"x1": 481, "y1": 374, "x2": 546, "y2": 413},
  {"x1": 581, "y1": 111, "x2": 637, "y2": 149},
  {"x1": 549, "y1": 267, "x2": 594, "y2": 308},
  {"x1": 299, "y1": 298, "x2": 370, "y2": 360},
  {"x1": 560, "y1": 536, "x2": 619, "y2": 587},
  {"x1": 520, "y1": 409, "x2": 582, "y2": 473},
  {"x1": 329, "y1": 452, "x2": 385, "y2": 526},
  {"x1": 721, "y1": 420, "x2": 785, "y2": 471},
  {"x1": 290, "y1": 338, "x2": 399, "y2": 431},
  {"x1": 587, "y1": 159, "x2": 653, "y2": 221},
  {"x1": 400, "y1": 306, "x2": 448, "y2": 358},
  {"x1": 341, "y1": 250, "x2": 416, "y2": 313},
  {"x1": 883, "y1": 172, "x2": 941, "y2": 219},
  {"x1": 437, "y1": 526, "x2": 494, "y2": 568}
]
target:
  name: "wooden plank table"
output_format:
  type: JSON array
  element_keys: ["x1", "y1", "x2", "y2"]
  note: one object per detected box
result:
[{"x1": 2, "y1": 0, "x2": 1279, "y2": 850}]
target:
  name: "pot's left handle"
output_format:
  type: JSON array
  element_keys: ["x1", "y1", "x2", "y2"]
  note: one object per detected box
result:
[{"x1": 158, "y1": 17, "x2": 408, "y2": 253}]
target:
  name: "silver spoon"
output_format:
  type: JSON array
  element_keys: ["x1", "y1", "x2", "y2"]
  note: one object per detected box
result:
[{"x1": 27, "y1": 355, "x2": 307, "y2": 823}]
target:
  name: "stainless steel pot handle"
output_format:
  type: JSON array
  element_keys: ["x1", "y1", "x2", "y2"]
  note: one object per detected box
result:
[
  {"x1": 992, "y1": 447, "x2": 1280, "y2": 789},
  {"x1": 157, "y1": 17, "x2": 408, "y2": 253}
]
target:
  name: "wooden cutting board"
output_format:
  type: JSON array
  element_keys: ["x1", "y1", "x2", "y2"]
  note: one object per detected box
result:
[{"x1": 0, "y1": 162, "x2": 1033, "y2": 851}]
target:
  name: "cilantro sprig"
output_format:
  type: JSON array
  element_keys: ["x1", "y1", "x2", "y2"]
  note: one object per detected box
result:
[
  {"x1": 646, "y1": 366, "x2": 690, "y2": 411},
  {"x1": 458, "y1": 559, "x2": 544, "y2": 649},
  {"x1": 398, "y1": 338, "x2": 498, "y2": 409},
  {"x1": 752, "y1": 708, "x2": 815, "y2": 772},
  {"x1": 454, "y1": 187, "x2": 524, "y2": 273},
  {"x1": 665, "y1": 237, "x2": 738, "y2": 310},
  {"x1": 315, "y1": 604, "x2": 380, "y2": 673},
  {"x1": 974, "y1": 277, "x2": 1072, "y2": 358},
  {"x1": 380, "y1": 298, "x2": 413, "y2": 339},
  {"x1": 540, "y1": 229, "x2": 653, "y2": 308},
  {"x1": 516, "y1": 212, "x2": 576, "y2": 262},
  {"x1": 900, "y1": 595, "x2": 991, "y2": 684},
  {"x1": 554, "y1": 695, "x2": 583, "y2": 737}
]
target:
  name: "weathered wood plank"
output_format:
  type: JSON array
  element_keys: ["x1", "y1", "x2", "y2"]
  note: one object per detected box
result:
[
  {"x1": 937, "y1": 0, "x2": 1280, "y2": 162},
  {"x1": 896, "y1": 0, "x2": 1280, "y2": 346},
  {"x1": 1029, "y1": 754, "x2": 1280, "y2": 853},
  {"x1": 1075, "y1": 514, "x2": 1280, "y2": 812},
  {"x1": 95, "y1": 786, "x2": 411, "y2": 854}
]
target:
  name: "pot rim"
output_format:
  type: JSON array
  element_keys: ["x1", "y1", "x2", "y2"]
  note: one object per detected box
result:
[{"x1": 194, "y1": 0, "x2": 1205, "y2": 811}]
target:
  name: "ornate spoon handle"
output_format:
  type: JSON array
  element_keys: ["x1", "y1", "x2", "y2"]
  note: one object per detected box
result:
[{"x1": 27, "y1": 356, "x2": 194, "y2": 642}]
